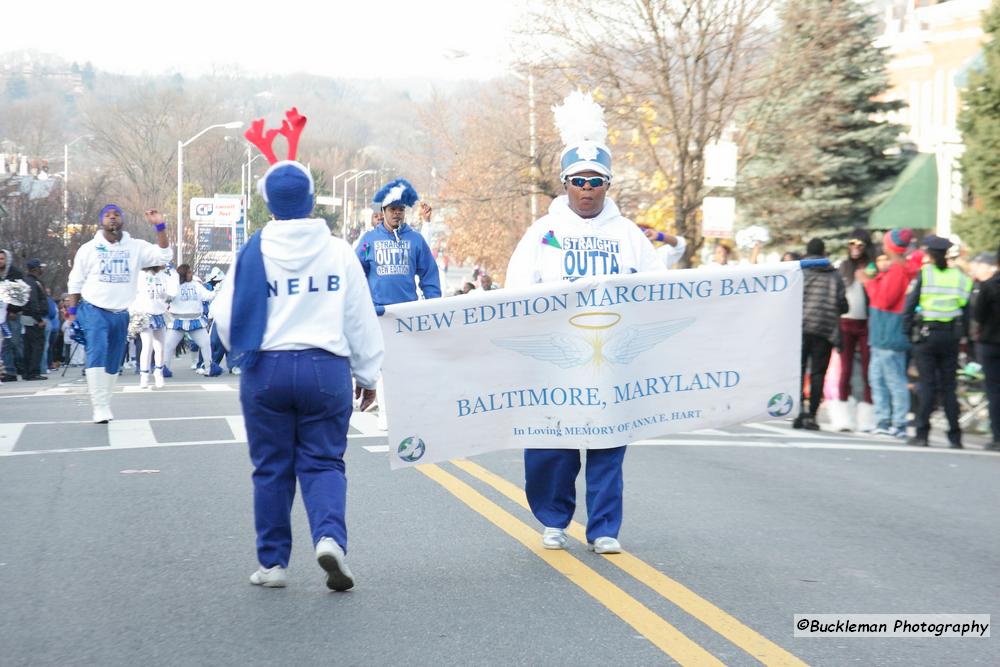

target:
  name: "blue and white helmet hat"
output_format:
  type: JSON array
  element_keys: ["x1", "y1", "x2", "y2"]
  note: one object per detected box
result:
[
  {"x1": 553, "y1": 91, "x2": 612, "y2": 181},
  {"x1": 373, "y1": 178, "x2": 419, "y2": 209}
]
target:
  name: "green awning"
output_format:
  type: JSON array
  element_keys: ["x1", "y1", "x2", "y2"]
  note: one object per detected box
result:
[{"x1": 868, "y1": 153, "x2": 937, "y2": 230}]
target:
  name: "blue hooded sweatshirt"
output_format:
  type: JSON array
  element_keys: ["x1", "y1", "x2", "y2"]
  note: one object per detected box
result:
[{"x1": 356, "y1": 222, "x2": 442, "y2": 306}]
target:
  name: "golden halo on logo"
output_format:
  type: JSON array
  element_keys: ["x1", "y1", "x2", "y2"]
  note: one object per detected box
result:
[{"x1": 568, "y1": 311, "x2": 622, "y2": 330}]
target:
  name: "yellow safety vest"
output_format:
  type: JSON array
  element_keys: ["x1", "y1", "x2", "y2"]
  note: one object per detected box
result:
[{"x1": 918, "y1": 266, "x2": 971, "y2": 322}]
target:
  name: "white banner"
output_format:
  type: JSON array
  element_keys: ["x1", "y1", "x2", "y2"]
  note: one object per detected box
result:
[{"x1": 380, "y1": 263, "x2": 803, "y2": 469}]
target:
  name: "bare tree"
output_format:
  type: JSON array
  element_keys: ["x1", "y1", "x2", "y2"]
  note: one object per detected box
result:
[
  {"x1": 528, "y1": 0, "x2": 776, "y2": 263},
  {"x1": 416, "y1": 81, "x2": 565, "y2": 280}
]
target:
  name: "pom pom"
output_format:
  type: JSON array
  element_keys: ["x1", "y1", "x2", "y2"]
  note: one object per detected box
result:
[
  {"x1": 70, "y1": 320, "x2": 86, "y2": 346},
  {"x1": 552, "y1": 91, "x2": 607, "y2": 147},
  {"x1": 0, "y1": 279, "x2": 31, "y2": 306},
  {"x1": 128, "y1": 312, "x2": 151, "y2": 339},
  {"x1": 735, "y1": 225, "x2": 770, "y2": 251}
]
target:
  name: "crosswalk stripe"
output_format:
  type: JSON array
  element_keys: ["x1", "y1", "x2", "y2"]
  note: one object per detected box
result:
[
  {"x1": 225, "y1": 416, "x2": 247, "y2": 442},
  {"x1": 107, "y1": 419, "x2": 158, "y2": 448},
  {"x1": 0, "y1": 423, "x2": 25, "y2": 453}
]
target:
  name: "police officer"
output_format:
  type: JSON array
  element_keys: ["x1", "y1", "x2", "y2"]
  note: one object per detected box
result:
[
  {"x1": 903, "y1": 235, "x2": 973, "y2": 448},
  {"x1": 211, "y1": 110, "x2": 384, "y2": 590}
]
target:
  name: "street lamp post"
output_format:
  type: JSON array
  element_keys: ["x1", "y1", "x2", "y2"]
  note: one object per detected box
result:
[
  {"x1": 242, "y1": 147, "x2": 266, "y2": 234},
  {"x1": 63, "y1": 135, "x2": 89, "y2": 241},
  {"x1": 331, "y1": 169, "x2": 357, "y2": 238},
  {"x1": 342, "y1": 170, "x2": 374, "y2": 239},
  {"x1": 176, "y1": 121, "x2": 243, "y2": 266}
]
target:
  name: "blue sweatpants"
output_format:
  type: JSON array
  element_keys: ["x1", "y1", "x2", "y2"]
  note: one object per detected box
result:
[
  {"x1": 77, "y1": 301, "x2": 129, "y2": 373},
  {"x1": 210, "y1": 324, "x2": 231, "y2": 371},
  {"x1": 524, "y1": 446, "x2": 627, "y2": 544},
  {"x1": 240, "y1": 349, "x2": 353, "y2": 569}
]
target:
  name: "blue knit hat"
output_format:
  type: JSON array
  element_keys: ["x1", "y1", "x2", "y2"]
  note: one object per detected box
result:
[{"x1": 258, "y1": 160, "x2": 315, "y2": 220}]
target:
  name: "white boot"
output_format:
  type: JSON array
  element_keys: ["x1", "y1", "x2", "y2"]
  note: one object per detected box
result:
[
  {"x1": 153, "y1": 367, "x2": 164, "y2": 389},
  {"x1": 856, "y1": 402, "x2": 876, "y2": 433},
  {"x1": 828, "y1": 400, "x2": 852, "y2": 432},
  {"x1": 139, "y1": 372, "x2": 150, "y2": 389},
  {"x1": 105, "y1": 372, "x2": 118, "y2": 418},
  {"x1": 85, "y1": 367, "x2": 113, "y2": 423}
]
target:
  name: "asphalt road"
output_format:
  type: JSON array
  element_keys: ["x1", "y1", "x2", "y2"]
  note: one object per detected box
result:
[{"x1": 1, "y1": 367, "x2": 997, "y2": 666}]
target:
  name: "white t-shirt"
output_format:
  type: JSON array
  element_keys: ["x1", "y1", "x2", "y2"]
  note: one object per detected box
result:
[{"x1": 131, "y1": 270, "x2": 176, "y2": 316}]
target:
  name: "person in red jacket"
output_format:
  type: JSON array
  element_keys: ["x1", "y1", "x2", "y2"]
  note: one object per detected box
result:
[{"x1": 862, "y1": 228, "x2": 921, "y2": 439}]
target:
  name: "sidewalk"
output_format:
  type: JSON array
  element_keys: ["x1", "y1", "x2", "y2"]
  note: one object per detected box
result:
[{"x1": 813, "y1": 402, "x2": 995, "y2": 452}]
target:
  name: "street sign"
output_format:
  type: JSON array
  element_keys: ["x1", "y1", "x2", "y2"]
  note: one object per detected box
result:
[
  {"x1": 704, "y1": 141, "x2": 738, "y2": 188},
  {"x1": 701, "y1": 196, "x2": 736, "y2": 239},
  {"x1": 316, "y1": 195, "x2": 341, "y2": 207},
  {"x1": 190, "y1": 196, "x2": 242, "y2": 223}
]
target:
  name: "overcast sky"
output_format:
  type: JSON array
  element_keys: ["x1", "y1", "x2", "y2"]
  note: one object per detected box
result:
[{"x1": 5, "y1": 0, "x2": 525, "y2": 80}]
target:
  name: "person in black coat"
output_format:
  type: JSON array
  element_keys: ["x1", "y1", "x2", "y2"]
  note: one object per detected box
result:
[
  {"x1": 796, "y1": 238, "x2": 848, "y2": 430},
  {"x1": 973, "y1": 245, "x2": 1000, "y2": 451},
  {"x1": 21, "y1": 259, "x2": 50, "y2": 381}
]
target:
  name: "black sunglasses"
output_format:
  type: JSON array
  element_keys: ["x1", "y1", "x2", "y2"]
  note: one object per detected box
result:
[{"x1": 567, "y1": 176, "x2": 609, "y2": 188}]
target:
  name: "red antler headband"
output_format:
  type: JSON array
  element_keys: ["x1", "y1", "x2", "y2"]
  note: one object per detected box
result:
[{"x1": 244, "y1": 107, "x2": 307, "y2": 164}]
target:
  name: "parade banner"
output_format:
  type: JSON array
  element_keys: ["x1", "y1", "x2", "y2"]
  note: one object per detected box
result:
[{"x1": 380, "y1": 263, "x2": 803, "y2": 469}]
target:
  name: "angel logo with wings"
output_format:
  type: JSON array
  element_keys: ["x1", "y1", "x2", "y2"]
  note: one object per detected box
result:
[{"x1": 492, "y1": 311, "x2": 694, "y2": 370}]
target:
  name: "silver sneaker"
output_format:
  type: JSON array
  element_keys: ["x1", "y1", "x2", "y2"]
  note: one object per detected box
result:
[
  {"x1": 249, "y1": 565, "x2": 287, "y2": 588},
  {"x1": 316, "y1": 537, "x2": 354, "y2": 591},
  {"x1": 590, "y1": 537, "x2": 622, "y2": 554},
  {"x1": 541, "y1": 527, "x2": 567, "y2": 550}
]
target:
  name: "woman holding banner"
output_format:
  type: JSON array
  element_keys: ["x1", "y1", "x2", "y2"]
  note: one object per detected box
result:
[{"x1": 505, "y1": 92, "x2": 660, "y2": 555}]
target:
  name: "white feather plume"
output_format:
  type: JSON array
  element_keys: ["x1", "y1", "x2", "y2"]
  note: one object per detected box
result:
[{"x1": 552, "y1": 91, "x2": 607, "y2": 147}]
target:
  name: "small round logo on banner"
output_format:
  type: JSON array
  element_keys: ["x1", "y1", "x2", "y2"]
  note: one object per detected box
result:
[
  {"x1": 767, "y1": 393, "x2": 794, "y2": 417},
  {"x1": 397, "y1": 436, "x2": 426, "y2": 463}
]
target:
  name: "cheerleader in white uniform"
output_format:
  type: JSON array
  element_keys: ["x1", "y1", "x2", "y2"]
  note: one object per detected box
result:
[
  {"x1": 131, "y1": 266, "x2": 176, "y2": 388},
  {"x1": 164, "y1": 264, "x2": 215, "y2": 375}
]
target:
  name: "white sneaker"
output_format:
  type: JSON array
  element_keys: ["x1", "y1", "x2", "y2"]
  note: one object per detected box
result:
[
  {"x1": 138, "y1": 372, "x2": 150, "y2": 389},
  {"x1": 542, "y1": 527, "x2": 567, "y2": 550},
  {"x1": 590, "y1": 537, "x2": 622, "y2": 554},
  {"x1": 249, "y1": 565, "x2": 287, "y2": 588},
  {"x1": 195, "y1": 367, "x2": 207, "y2": 375},
  {"x1": 153, "y1": 368, "x2": 165, "y2": 389},
  {"x1": 316, "y1": 537, "x2": 354, "y2": 591},
  {"x1": 231, "y1": 367, "x2": 241, "y2": 375}
]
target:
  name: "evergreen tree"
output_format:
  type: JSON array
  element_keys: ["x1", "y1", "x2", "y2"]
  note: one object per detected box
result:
[
  {"x1": 741, "y1": 0, "x2": 907, "y2": 249},
  {"x1": 956, "y1": 2, "x2": 1000, "y2": 252},
  {"x1": 81, "y1": 62, "x2": 96, "y2": 91}
]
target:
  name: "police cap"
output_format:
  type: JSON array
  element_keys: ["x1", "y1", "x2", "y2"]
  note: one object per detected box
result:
[{"x1": 923, "y1": 235, "x2": 951, "y2": 251}]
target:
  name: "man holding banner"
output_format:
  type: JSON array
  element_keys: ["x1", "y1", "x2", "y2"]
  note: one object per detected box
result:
[{"x1": 504, "y1": 92, "x2": 662, "y2": 555}]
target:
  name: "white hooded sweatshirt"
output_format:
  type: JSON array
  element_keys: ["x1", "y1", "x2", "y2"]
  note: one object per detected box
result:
[
  {"x1": 209, "y1": 218, "x2": 384, "y2": 389},
  {"x1": 67, "y1": 231, "x2": 173, "y2": 311},
  {"x1": 505, "y1": 196, "x2": 661, "y2": 287},
  {"x1": 131, "y1": 269, "x2": 177, "y2": 316},
  {"x1": 168, "y1": 276, "x2": 215, "y2": 319}
]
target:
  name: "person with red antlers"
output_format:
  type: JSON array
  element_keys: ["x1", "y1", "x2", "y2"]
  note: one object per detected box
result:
[{"x1": 211, "y1": 108, "x2": 383, "y2": 591}]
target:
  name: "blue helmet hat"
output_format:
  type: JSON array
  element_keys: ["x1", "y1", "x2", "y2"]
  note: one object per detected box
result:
[
  {"x1": 559, "y1": 142, "x2": 612, "y2": 181},
  {"x1": 373, "y1": 178, "x2": 418, "y2": 209},
  {"x1": 258, "y1": 160, "x2": 315, "y2": 220},
  {"x1": 552, "y1": 91, "x2": 613, "y2": 182}
]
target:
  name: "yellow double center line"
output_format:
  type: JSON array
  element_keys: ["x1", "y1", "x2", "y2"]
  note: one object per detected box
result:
[{"x1": 417, "y1": 460, "x2": 807, "y2": 666}]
